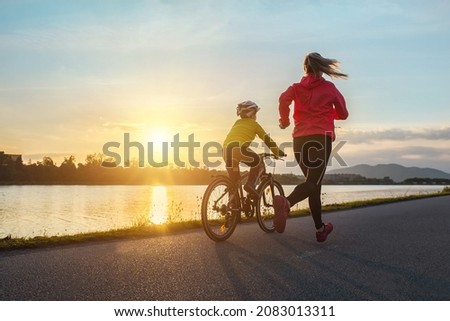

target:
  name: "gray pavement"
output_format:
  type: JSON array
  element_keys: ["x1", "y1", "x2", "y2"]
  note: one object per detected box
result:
[{"x1": 1, "y1": 195, "x2": 449, "y2": 300}]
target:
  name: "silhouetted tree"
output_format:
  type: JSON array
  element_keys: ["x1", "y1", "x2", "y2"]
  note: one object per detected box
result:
[
  {"x1": 59, "y1": 155, "x2": 77, "y2": 181},
  {"x1": 85, "y1": 153, "x2": 103, "y2": 167}
]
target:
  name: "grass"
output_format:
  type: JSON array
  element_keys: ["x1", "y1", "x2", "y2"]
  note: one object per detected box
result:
[
  {"x1": 0, "y1": 221, "x2": 203, "y2": 251},
  {"x1": 290, "y1": 189, "x2": 450, "y2": 218},
  {"x1": 1, "y1": 187, "x2": 449, "y2": 251}
]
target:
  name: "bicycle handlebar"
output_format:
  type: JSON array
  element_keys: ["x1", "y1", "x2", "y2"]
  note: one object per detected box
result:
[{"x1": 258, "y1": 153, "x2": 286, "y2": 160}]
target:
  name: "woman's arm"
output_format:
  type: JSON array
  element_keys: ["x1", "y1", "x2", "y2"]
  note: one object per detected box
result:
[
  {"x1": 333, "y1": 89, "x2": 348, "y2": 120},
  {"x1": 278, "y1": 86, "x2": 294, "y2": 128}
]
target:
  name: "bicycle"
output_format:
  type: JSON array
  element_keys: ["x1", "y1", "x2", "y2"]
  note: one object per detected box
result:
[{"x1": 201, "y1": 153, "x2": 285, "y2": 242}]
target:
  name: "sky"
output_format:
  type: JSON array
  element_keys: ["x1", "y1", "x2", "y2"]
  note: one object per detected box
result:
[{"x1": 1, "y1": 0, "x2": 449, "y2": 173}]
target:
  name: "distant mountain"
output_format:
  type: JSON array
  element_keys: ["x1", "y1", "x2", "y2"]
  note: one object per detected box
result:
[{"x1": 328, "y1": 164, "x2": 450, "y2": 183}]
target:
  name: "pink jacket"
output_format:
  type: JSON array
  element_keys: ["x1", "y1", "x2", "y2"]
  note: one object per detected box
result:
[{"x1": 279, "y1": 74, "x2": 348, "y2": 140}]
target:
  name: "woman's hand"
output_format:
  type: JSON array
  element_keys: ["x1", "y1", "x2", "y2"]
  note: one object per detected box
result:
[{"x1": 279, "y1": 118, "x2": 290, "y2": 129}]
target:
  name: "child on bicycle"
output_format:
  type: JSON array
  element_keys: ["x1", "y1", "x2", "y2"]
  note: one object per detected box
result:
[{"x1": 223, "y1": 100, "x2": 286, "y2": 198}]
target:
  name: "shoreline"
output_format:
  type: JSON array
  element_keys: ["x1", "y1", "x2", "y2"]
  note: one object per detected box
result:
[{"x1": 1, "y1": 190, "x2": 449, "y2": 251}]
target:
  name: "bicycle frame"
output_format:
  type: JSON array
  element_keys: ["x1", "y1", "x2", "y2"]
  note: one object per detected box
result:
[
  {"x1": 230, "y1": 153, "x2": 281, "y2": 216},
  {"x1": 201, "y1": 152, "x2": 284, "y2": 241}
]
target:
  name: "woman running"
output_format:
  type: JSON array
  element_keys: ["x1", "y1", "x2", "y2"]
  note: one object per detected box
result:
[{"x1": 273, "y1": 52, "x2": 349, "y2": 242}]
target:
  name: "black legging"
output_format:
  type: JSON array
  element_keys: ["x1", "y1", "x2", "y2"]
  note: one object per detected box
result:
[{"x1": 286, "y1": 135, "x2": 332, "y2": 229}]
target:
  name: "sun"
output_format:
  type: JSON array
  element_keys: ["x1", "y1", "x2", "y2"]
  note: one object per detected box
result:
[
  {"x1": 145, "y1": 128, "x2": 172, "y2": 146},
  {"x1": 139, "y1": 128, "x2": 174, "y2": 165}
]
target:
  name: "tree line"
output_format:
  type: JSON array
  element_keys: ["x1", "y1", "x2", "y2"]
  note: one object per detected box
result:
[
  {"x1": 2, "y1": 153, "x2": 448, "y2": 185},
  {"x1": 0, "y1": 153, "x2": 305, "y2": 185},
  {"x1": 0, "y1": 154, "x2": 223, "y2": 185}
]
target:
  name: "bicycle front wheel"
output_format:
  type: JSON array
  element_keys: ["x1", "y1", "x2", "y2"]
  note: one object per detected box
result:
[
  {"x1": 256, "y1": 179, "x2": 284, "y2": 233},
  {"x1": 201, "y1": 177, "x2": 239, "y2": 242}
]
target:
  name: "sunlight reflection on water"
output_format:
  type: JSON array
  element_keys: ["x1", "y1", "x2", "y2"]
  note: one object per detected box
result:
[{"x1": 149, "y1": 186, "x2": 168, "y2": 224}]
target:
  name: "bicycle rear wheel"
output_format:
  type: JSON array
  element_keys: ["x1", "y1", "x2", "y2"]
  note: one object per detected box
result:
[
  {"x1": 201, "y1": 177, "x2": 239, "y2": 241},
  {"x1": 256, "y1": 179, "x2": 284, "y2": 233}
]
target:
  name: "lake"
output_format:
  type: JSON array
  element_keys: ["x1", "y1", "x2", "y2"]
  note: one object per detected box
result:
[{"x1": 0, "y1": 185, "x2": 445, "y2": 238}]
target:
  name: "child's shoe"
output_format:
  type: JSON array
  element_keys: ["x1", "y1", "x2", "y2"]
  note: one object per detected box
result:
[{"x1": 244, "y1": 183, "x2": 259, "y2": 199}]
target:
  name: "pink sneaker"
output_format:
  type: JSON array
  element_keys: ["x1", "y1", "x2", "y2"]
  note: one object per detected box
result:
[
  {"x1": 273, "y1": 195, "x2": 290, "y2": 233},
  {"x1": 316, "y1": 223, "x2": 333, "y2": 242}
]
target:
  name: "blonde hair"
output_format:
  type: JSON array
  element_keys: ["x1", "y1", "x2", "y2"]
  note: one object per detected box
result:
[{"x1": 303, "y1": 52, "x2": 348, "y2": 79}]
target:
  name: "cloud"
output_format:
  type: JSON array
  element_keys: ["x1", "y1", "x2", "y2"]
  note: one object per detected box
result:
[
  {"x1": 336, "y1": 141, "x2": 450, "y2": 173},
  {"x1": 0, "y1": 4, "x2": 232, "y2": 53},
  {"x1": 102, "y1": 122, "x2": 145, "y2": 132},
  {"x1": 339, "y1": 127, "x2": 450, "y2": 144},
  {"x1": 329, "y1": 127, "x2": 450, "y2": 172}
]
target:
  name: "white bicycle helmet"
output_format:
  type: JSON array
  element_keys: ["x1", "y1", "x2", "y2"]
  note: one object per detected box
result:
[{"x1": 236, "y1": 100, "x2": 260, "y2": 116}]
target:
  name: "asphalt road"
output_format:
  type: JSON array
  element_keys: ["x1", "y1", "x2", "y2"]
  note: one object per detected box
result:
[{"x1": 1, "y1": 196, "x2": 449, "y2": 301}]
